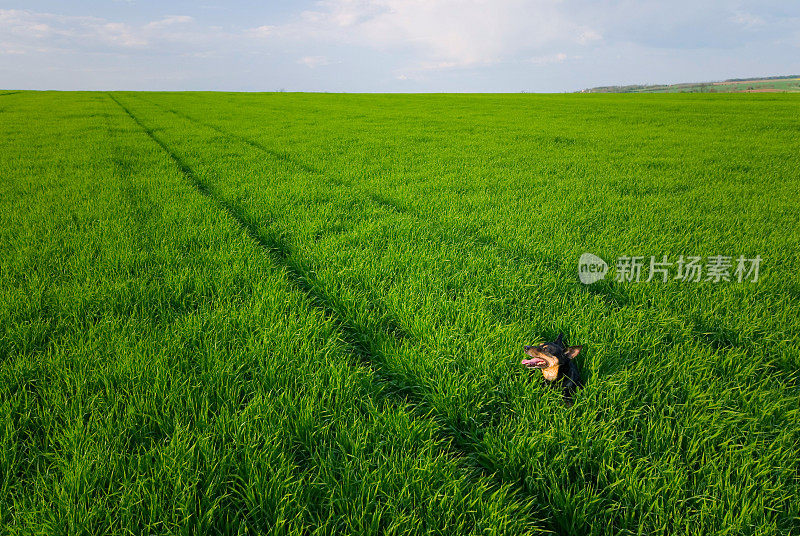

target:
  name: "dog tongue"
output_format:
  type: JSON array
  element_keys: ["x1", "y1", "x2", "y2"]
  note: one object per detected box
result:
[{"x1": 522, "y1": 358, "x2": 546, "y2": 367}]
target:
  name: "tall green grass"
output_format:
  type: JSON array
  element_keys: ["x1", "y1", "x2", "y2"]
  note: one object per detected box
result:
[{"x1": 2, "y1": 90, "x2": 799, "y2": 535}]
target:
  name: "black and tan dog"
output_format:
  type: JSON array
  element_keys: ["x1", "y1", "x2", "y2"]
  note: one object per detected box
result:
[{"x1": 522, "y1": 333, "x2": 583, "y2": 405}]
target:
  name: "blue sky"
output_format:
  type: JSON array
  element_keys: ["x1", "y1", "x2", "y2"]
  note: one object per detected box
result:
[{"x1": 1, "y1": 1, "x2": 799, "y2": 92}]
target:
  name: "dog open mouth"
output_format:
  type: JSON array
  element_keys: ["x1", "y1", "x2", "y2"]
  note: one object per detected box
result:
[{"x1": 521, "y1": 357, "x2": 547, "y2": 368}]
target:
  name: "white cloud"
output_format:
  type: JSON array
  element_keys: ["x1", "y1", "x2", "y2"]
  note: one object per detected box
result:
[
  {"x1": 527, "y1": 52, "x2": 567, "y2": 65},
  {"x1": 0, "y1": 9, "x2": 219, "y2": 53},
  {"x1": 145, "y1": 15, "x2": 194, "y2": 30},
  {"x1": 731, "y1": 11, "x2": 765, "y2": 30},
  {"x1": 577, "y1": 29, "x2": 602, "y2": 45},
  {"x1": 94, "y1": 22, "x2": 148, "y2": 47},
  {"x1": 297, "y1": 55, "x2": 332, "y2": 67},
  {"x1": 245, "y1": 25, "x2": 275, "y2": 38},
  {"x1": 0, "y1": 42, "x2": 26, "y2": 55},
  {"x1": 260, "y1": 0, "x2": 600, "y2": 72}
]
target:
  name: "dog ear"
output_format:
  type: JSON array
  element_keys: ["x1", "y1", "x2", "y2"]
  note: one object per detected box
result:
[
  {"x1": 565, "y1": 346, "x2": 582, "y2": 359},
  {"x1": 555, "y1": 332, "x2": 564, "y2": 345}
]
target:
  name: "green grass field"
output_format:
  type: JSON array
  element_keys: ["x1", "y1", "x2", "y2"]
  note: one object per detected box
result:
[{"x1": 1, "y1": 91, "x2": 799, "y2": 535}]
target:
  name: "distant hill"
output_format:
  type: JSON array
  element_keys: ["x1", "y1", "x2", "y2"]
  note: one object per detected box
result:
[{"x1": 582, "y1": 75, "x2": 800, "y2": 93}]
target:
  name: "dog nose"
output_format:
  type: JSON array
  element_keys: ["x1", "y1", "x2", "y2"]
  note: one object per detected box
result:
[{"x1": 523, "y1": 345, "x2": 532, "y2": 351}]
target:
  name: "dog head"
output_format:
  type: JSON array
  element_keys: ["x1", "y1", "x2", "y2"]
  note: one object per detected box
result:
[{"x1": 522, "y1": 333, "x2": 582, "y2": 381}]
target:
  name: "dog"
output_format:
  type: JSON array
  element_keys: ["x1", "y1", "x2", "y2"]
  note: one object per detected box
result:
[{"x1": 522, "y1": 333, "x2": 583, "y2": 405}]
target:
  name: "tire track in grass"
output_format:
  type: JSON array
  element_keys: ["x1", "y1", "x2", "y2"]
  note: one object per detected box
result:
[
  {"x1": 143, "y1": 98, "x2": 375, "y2": 199},
  {"x1": 106, "y1": 92, "x2": 560, "y2": 534},
  {"x1": 133, "y1": 94, "x2": 566, "y2": 283},
  {"x1": 119, "y1": 95, "x2": 550, "y2": 423},
  {"x1": 130, "y1": 94, "x2": 640, "y2": 373},
  {"x1": 59, "y1": 94, "x2": 542, "y2": 534},
  {"x1": 109, "y1": 91, "x2": 449, "y2": 441},
  {"x1": 101, "y1": 102, "x2": 335, "y2": 508},
  {"x1": 113, "y1": 93, "x2": 654, "y2": 536},
  {"x1": 126, "y1": 97, "x2": 427, "y2": 345},
  {"x1": 129, "y1": 94, "x2": 795, "y2": 366},
  {"x1": 163, "y1": 105, "x2": 322, "y2": 175},
  {"x1": 120, "y1": 102, "x2": 650, "y2": 369},
  {"x1": 109, "y1": 93, "x2": 800, "y2": 536},
  {"x1": 114, "y1": 93, "x2": 800, "y2": 535},
  {"x1": 135, "y1": 93, "x2": 800, "y2": 357},
  {"x1": 114, "y1": 91, "x2": 657, "y2": 496},
  {"x1": 132, "y1": 95, "x2": 469, "y2": 216}
]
